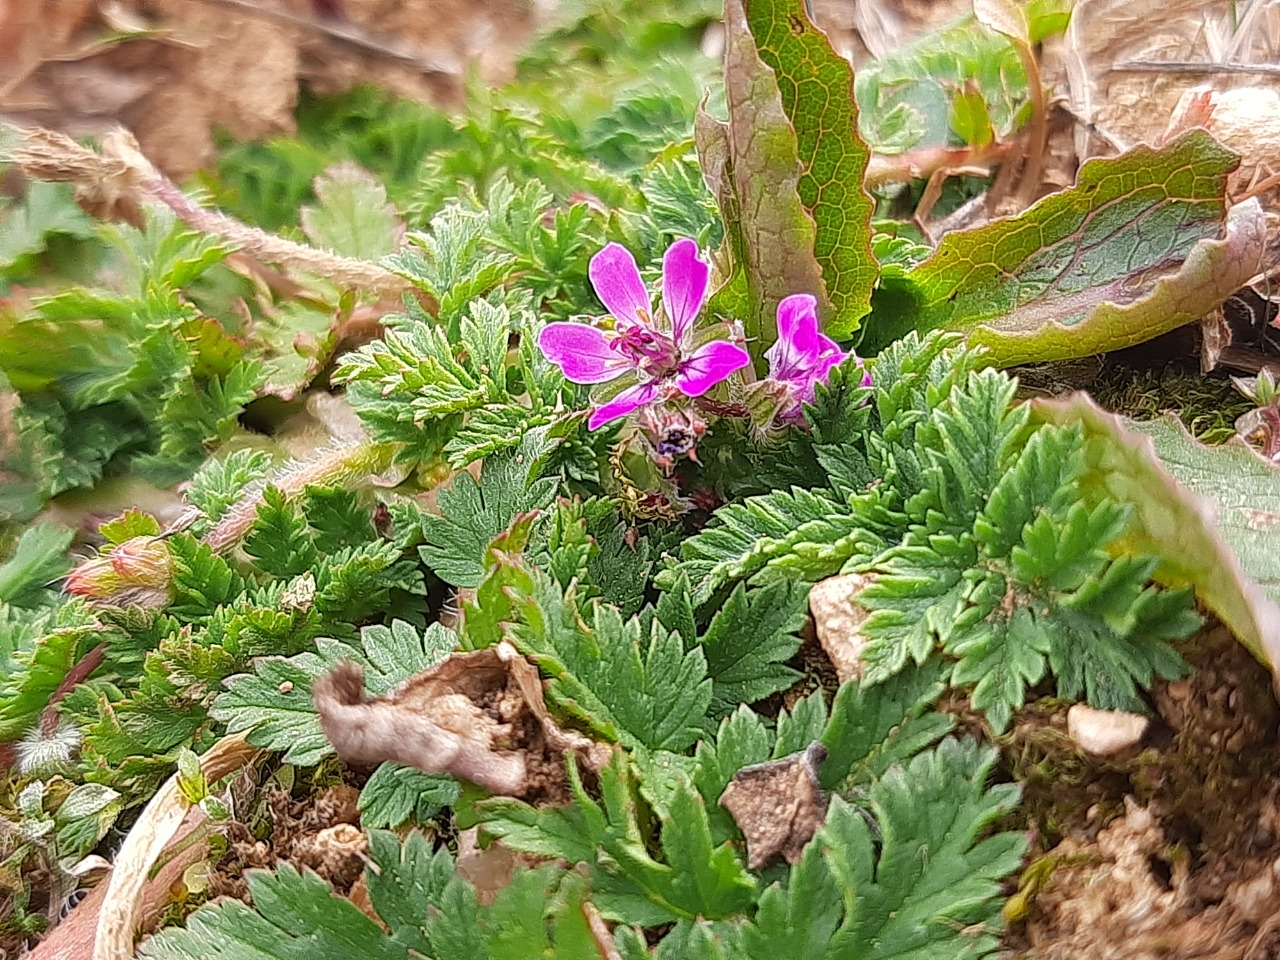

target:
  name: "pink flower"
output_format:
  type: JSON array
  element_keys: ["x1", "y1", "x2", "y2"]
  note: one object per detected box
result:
[
  {"x1": 763, "y1": 294, "x2": 868, "y2": 422},
  {"x1": 538, "y1": 240, "x2": 750, "y2": 430}
]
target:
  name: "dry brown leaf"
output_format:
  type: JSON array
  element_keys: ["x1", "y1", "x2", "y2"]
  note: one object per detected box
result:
[
  {"x1": 719, "y1": 741, "x2": 828, "y2": 870},
  {"x1": 810, "y1": 0, "x2": 974, "y2": 65},
  {"x1": 1064, "y1": 0, "x2": 1280, "y2": 161},
  {"x1": 0, "y1": 0, "x2": 534, "y2": 177},
  {"x1": 290, "y1": 824, "x2": 368, "y2": 889},
  {"x1": 453, "y1": 827, "x2": 553, "y2": 907},
  {"x1": 314, "y1": 641, "x2": 611, "y2": 801},
  {"x1": 1167, "y1": 86, "x2": 1280, "y2": 196}
]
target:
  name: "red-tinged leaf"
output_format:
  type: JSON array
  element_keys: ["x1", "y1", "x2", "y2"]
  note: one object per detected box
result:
[{"x1": 867, "y1": 132, "x2": 1266, "y2": 365}]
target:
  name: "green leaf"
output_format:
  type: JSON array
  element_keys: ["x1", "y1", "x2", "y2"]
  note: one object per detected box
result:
[
  {"x1": 657, "y1": 782, "x2": 758, "y2": 920},
  {"x1": 651, "y1": 921, "x2": 747, "y2": 960},
  {"x1": 243, "y1": 486, "x2": 318, "y2": 578},
  {"x1": 869, "y1": 132, "x2": 1265, "y2": 364},
  {"x1": 313, "y1": 540, "x2": 421, "y2": 621},
  {"x1": 854, "y1": 372, "x2": 1196, "y2": 730},
  {"x1": 819, "y1": 662, "x2": 954, "y2": 790},
  {"x1": 741, "y1": 839, "x2": 844, "y2": 959},
  {"x1": 0, "y1": 609, "x2": 100, "y2": 741},
  {"x1": 483, "y1": 866, "x2": 598, "y2": 959},
  {"x1": 138, "y1": 863, "x2": 404, "y2": 960},
  {"x1": 420, "y1": 449, "x2": 558, "y2": 588},
  {"x1": 509, "y1": 576, "x2": 712, "y2": 751},
  {"x1": 657, "y1": 485, "x2": 885, "y2": 605},
  {"x1": 693, "y1": 706, "x2": 775, "y2": 843},
  {"x1": 168, "y1": 534, "x2": 243, "y2": 619},
  {"x1": 854, "y1": 5, "x2": 1065, "y2": 158},
  {"x1": 184, "y1": 449, "x2": 274, "y2": 531},
  {"x1": 300, "y1": 162, "x2": 403, "y2": 261},
  {"x1": 0, "y1": 604, "x2": 52, "y2": 676},
  {"x1": 744, "y1": 0, "x2": 876, "y2": 338},
  {"x1": 949, "y1": 82, "x2": 995, "y2": 148},
  {"x1": 0, "y1": 523, "x2": 72, "y2": 608},
  {"x1": 258, "y1": 299, "x2": 341, "y2": 400},
  {"x1": 0, "y1": 182, "x2": 95, "y2": 276},
  {"x1": 695, "y1": 0, "x2": 827, "y2": 350},
  {"x1": 424, "y1": 877, "x2": 486, "y2": 960},
  {"x1": 1035, "y1": 395, "x2": 1280, "y2": 670},
  {"x1": 98, "y1": 509, "x2": 162, "y2": 546},
  {"x1": 210, "y1": 642, "x2": 356, "y2": 765},
  {"x1": 477, "y1": 791, "x2": 598, "y2": 864},
  {"x1": 485, "y1": 756, "x2": 756, "y2": 925},
  {"x1": 54, "y1": 782, "x2": 121, "y2": 859},
  {"x1": 822, "y1": 738, "x2": 1026, "y2": 960},
  {"x1": 698, "y1": 581, "x2": 806, "y2": 713},
  {"x1": 358, "y1": 763, "x2": 459, "y2": 830},
  {"x1": 359, "y1": 620, "x2": 457, "y2": 694},
  {"x1": 363, "y1": 830, "x2": 452, "y2": 955},
  {"x1": 773, "y1": 688, "x2": 827, "y2": 758}
]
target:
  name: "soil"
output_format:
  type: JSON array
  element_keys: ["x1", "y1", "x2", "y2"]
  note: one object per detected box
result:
[
  {"x1": 998, "y1": 626, "x2": 1280, "y2": 959},
  {"x1": 206, "y1": 781, "x2": 368, "y2": 902}
]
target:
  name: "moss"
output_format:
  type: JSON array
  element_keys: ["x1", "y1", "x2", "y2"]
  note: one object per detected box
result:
[{"x1": 1088, "y1": 366, "x2": 1252, "y2": 444}]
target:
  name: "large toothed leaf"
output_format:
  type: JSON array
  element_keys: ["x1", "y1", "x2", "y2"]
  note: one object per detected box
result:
[
  {"x1": 744, "y1": 0, "x2": 876, "y2": 338},
  {"x1": 1035, "y1": 394, "x2": 1280, "y2": 671},
  {"x1": 697, "y1": 0, "x2": 827, "y2": 350},
  {"x1": 300, "y1": 163, "x2": 403, "y2": 262},
  {"x1": 866, "y1": 132, "x2": 1265, "y2": 365}
]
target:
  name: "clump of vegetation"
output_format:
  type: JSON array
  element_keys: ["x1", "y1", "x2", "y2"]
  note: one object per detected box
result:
[{"x1": 1, "y1": 0, "x2": 1278, "y2": 955}]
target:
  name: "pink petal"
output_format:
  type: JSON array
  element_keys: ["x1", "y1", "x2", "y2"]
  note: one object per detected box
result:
[
  {"x1": 538, "y1": 322, "x2": 630, "y2": 384},
  {"x1": 810, "y1": 334, "x2": 848, "y2": 384},
  {"x1": 589, "y1": 243, "x2": 652, "y2": 325},
  {"x1": 588, "y1": 381, "x2": 661, "y2": 430},
  {"x1": 765, "y1": 294, "x2": 823, "y2": 381},
  {"x1": 674, "y1": 340, "x2": 751, "y2": 397},
  {"x1": 662, "y1": 239, "x2": 710, "y2": 345}
]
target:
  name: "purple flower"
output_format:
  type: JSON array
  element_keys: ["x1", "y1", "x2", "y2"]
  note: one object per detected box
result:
[
  {"x1": 538, "y1": 240, "x2": 750, "y2": 430},
  {"x1": 764, "y1": 294, "x2": 868, "y2": 422}
]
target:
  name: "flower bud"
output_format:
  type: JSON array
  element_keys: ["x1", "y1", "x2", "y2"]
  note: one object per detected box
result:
[
  {"x1": 65, "y1": 536, "x2": 173, "y2": 608},
  {"x1": 108, "y1": 536, "x2": 172, "y2": 586},
  {"x1": 63, "y1": 557, "x2": 124, "y2": 601}
]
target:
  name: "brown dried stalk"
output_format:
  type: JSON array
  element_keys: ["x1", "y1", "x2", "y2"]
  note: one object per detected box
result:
[{"x1": 8, "y1": 126, "x2": 410, "y2": 297}]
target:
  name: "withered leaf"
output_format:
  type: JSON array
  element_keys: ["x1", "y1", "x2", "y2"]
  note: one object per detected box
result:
[
  {"x1": 314, "y1": 641, "x2": 609, "y2": 801},
  {"x1": 719, "y1": 741, "x2": 829, "y2": 870}
]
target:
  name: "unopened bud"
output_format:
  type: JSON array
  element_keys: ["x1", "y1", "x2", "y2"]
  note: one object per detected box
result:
[
  {"x1": 742, "y1": 377, "x2": 798, "y2": 430},
  {"x1": 64, "y1": 536, "x2": 173, "y2": 608},
  {"x1": 63, "y1": 557, "x2": 125, "y2": 600},
  {"x1": 108, "y1": 536, "x2": 172, "y2": 585}
]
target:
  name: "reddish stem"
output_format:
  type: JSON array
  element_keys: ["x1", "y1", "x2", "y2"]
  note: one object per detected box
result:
[{"x1": 39, "y1": 642, "x2": 106, "y2": 736}]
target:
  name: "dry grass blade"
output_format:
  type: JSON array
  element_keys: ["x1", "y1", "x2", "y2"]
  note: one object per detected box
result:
[{"x1": 92, "y1": 732, "x2": 260, "y2": 960}]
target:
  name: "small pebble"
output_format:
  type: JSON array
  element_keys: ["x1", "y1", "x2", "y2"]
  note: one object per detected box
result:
[{"x1": 1067, "y1": 704, "x2": 1150, "y2": 757}]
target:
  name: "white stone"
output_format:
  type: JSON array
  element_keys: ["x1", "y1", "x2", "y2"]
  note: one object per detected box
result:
[
  {"x1": 808, "y1": 573, "x2": 873, "y2": 683},
  {"x1": 1067, "y1": 704, "x2": 1150, "y2": 757}
]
